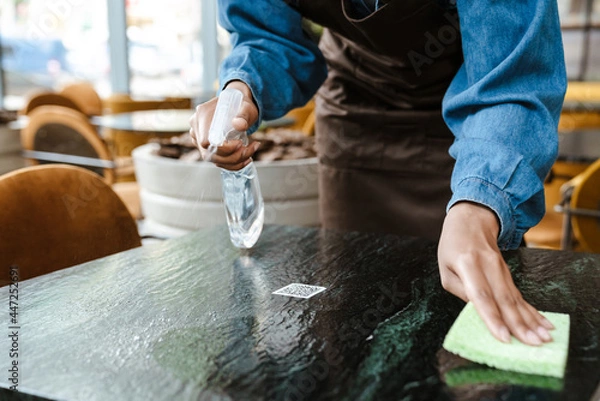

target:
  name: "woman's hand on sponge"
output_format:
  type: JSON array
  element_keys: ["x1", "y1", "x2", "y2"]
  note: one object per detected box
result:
[{"x1": 438, "y1": 201, "x2": 554, "y2": 346}]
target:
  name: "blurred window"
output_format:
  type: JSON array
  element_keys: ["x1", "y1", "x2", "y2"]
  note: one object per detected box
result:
[
  {"x1": 126, "y1": 0, "x2": 202, "y2": 98},
  {"x1": 559, "y1": 0, "x2": 600, "y2": 80},
  {"x1": 2, "y1": 0, "x2": 597, "y2": 109},
  {"x1": 0, "y1": 0, "x2": 226, "y2": 110},
  {"x1": 0, "y1": 0, "x2": 110, "y2": 109}
]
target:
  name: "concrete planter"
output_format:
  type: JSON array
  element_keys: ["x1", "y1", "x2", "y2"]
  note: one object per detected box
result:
[
  {"x1": 132, "y1": 143, "x2": 320, "y2": 236},
  {"x1": 0, "y1": 125, "x2": 25, "y2": 176}
]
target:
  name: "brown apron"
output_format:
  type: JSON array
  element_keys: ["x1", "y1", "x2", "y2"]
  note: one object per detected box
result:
[{"x1": 289, "y1": 0, "x2": 464, "y2": 241}]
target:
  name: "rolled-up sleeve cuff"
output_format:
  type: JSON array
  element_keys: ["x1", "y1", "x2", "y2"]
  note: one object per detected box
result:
[
  {"x1": 220, "y1": 71, "x2": 264, "y2": 134},
  {"x1": 447, "y1": 177, "x2": 525, "y2": 250}
]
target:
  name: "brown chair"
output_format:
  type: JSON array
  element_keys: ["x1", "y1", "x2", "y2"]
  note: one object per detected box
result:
[
  {"x1": 22, "y1": 105, "x2": 118, "y2": 181},
  {"x1": 20, "y1": 91, "x2": 85, "y2": 116},
  {"x1": 301, "y1": 109, "x2": 316, "y2": 136},
  {"x1": 59, "y1": 82, "x2": 104, "y2": 117},
  {"x1": 556, "y1": 158, "x2": 600, "y2": 253},
  {"x1": 0, "y1": 164, "x2": 141, "y2": 284},
  {"x1": 525, "y1": 160, "x2": 590, "y2": 249},
  {"x1": 20, "y1": 105, "x2": 141, "y2": 219},
  {"x1": 280, "y1": 99, "x2": 316, "y2": 136}
]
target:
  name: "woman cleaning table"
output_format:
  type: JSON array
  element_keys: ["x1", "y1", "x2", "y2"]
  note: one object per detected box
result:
[{"x1": 189, "y1": 0, "x2": 567, "y2": 346}]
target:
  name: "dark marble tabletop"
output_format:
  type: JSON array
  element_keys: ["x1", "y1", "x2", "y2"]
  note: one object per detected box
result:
[
  {"x1": 92, "y1": 109, "x2": 193, "y2": 134},
  {"x1": 0, "y1": 225, "x2": 598, "y2": 401}
]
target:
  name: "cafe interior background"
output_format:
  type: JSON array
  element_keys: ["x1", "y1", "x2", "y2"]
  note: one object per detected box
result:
[{"x1": 0, "y1": 0, "x2": 599, "y2": 272}]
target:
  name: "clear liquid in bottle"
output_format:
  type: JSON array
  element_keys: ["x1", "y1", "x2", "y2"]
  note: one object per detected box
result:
[{"x1": 221, "y1": 162, "x2": 264, "y2": 249}]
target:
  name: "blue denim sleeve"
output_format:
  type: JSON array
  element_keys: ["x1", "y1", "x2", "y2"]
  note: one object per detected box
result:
[
  {"x1": 218, "y1": 0, "x2": 327, "y2": 133},
  {"x1": 442, "y1": 0, "x2": 567, "y2": 250}
]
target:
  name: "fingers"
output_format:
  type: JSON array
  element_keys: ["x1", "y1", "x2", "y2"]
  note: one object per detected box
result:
[
  {"x1": 188, "y1": 81, "x2": 259, "y2": 166},
  {"x1": 210, "y1": 141, "x2": 260, "y2": 171},
  {"x1": 189, "y1": 128, "x2": 197, "y2": 147},
  {"x1": 212, "y1": 140, "x2": 243, "y2": 157},
  {"x1": 522, "y1": 300, "x2": 555, "y2": 343},
  {"x1": 225, "y1": 80, "x2": 259, "y2": 133},
  {"x1": 491, "y1": 264, "x2": 553, "y2": 344},
  {"x1": 525, "y1": 301, "x2": 555, "y2": 330},
  {"x1": 457, "y1": 257, "x2": 552, "y2": 346},
  {"x1": 232, "y1": 99, "x2": 259, "y2": 133},
  {"x1": 458, "y1": 262, "x2": 512, "y2": 344},
  {"x1": 216, "y1": 158, "x2": 253, "y2": 171}
]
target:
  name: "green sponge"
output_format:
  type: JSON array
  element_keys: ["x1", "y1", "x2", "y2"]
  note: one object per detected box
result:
[
  {"x1": 444, "y1": 364, "x2": 564, "y2": 390},
  {"x1": 443, "y1": 302, "x2": 570, "y2": 378}
]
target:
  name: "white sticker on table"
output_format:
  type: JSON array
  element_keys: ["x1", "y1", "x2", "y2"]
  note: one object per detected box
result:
[{"x1": 272, "y1": 283, "x2": 326, "y2": 299}]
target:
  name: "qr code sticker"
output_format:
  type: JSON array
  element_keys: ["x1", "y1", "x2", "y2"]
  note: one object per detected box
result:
[{"x1": 272, "y1": 283, "x2": 326, "y2": 299}]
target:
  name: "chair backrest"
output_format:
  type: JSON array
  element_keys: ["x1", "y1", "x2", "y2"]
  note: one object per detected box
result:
[
  {"x1": 0, "y1": 164, "x2": 142, "y2": 284},
  {"x1": 60, "y1": 82, "x2": 104, "y2": 116},
  {"x1": 21, "y1": 105, "x2": 116, "y2": 184},
  {"x1": 282, "y1": 99, "x2": 315, "y2": 135},
  {"x1": 571, "y1": 158, "x2": 600, "y2": 253},
  {"x1": 21, "y1": 91, "x2": 85, "y2": 116}
]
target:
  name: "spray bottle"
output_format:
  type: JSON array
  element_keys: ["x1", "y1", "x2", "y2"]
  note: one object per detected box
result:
[{"x1": 207, "y1": 88, "x2": 264, "y2": 248}]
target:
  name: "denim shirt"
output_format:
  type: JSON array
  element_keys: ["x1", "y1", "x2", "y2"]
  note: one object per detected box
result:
[{"x1": 218, "y1": 0, "x2": 567, "y2": 250}]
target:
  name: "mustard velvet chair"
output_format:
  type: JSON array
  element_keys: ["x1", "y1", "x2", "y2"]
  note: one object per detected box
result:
[
  {"x1": 0, "y1": 165, "x2": 142, "y2": 285},
  {"x1": 59, "y1": 82, "x2": 104, "y2": 117},
  {"x1": 525, "y1": 160, "x2": 591, "y2": 250},
  {"x1": 556, "y1": 158, "x2": 600, "y2": 253},
  {"x1": 20, "y1": 105, "x2": 141, "y2": 219},
  {"x1": 21, "y1": 105, "x2": 116, "y2": 180},
  {"x1": 20, "y1": 91, "x2": 85, "y2": 116},
  {"x1": 265, "y1": 99, "x2": 316, "y2": 136}
]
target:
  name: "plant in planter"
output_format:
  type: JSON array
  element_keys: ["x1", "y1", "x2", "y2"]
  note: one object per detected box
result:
[{"x1": 133, "y1": 129, "x2": 320, "y2": 237}]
